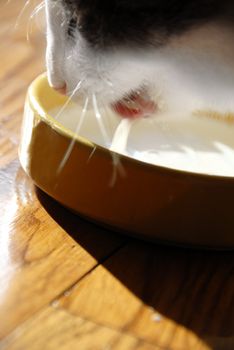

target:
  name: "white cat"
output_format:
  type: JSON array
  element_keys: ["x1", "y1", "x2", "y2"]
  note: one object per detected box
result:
[{"x1": 45, "y1": 0, "x2": 234, "y2": 120}]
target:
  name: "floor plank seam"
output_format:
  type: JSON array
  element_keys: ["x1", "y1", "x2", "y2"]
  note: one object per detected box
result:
[
  {"x1": 50, "y1": 238, "x2": 130, "y2": 302},
  {"x1": 0, "y1": 239, "x2": 129, "y2": 341}
]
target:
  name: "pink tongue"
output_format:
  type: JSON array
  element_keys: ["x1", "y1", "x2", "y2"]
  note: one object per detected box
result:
[{"x1": 112, "y1": 92, "x2": 156, "y2": 119}]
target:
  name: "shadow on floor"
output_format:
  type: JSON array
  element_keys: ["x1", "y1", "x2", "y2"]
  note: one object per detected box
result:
[{"x1": 37, "y1": 188, "x2": 234, "y2": 350}]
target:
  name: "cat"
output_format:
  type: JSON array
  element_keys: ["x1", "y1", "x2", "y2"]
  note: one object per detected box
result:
[{"x1": 45, "y1": 0, "x2": 234, "y2": 120}]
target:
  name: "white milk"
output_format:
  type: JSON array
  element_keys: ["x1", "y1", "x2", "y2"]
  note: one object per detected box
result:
[{"x1": 50, "y1": 104, "x2": 234, "y2": 177}]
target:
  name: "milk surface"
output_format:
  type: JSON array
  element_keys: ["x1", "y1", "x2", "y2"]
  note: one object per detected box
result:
[{"x1": 50, "y1": 104, "x2": 234, "y2": 177}]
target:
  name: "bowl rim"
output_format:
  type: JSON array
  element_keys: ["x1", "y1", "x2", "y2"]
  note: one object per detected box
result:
[{"x1": 28, "y1": 72, "x2": 234, "y2": 183}]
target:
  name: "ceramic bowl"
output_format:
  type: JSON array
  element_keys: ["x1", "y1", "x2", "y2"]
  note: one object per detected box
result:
[{"x1": 19, "y1": 73, "x2": 234, "y2": 249}]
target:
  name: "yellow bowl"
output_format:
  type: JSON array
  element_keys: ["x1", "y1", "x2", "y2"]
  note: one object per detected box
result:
[{"x1": 19, "y1": 73, "x2": 234, "y2": 249}]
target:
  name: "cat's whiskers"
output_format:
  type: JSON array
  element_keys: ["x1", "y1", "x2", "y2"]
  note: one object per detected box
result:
[
  {"x1": 26, "y1": 1, "x2": 45, "y2": 42},
  {"x1": 92, "y1": 93, "x2": 125, "y2": 185},
  {"x1": 30, "y1": 1, "x2": 45, "y2": 20},
  {"x1": 93, "y1": 67, "x2": 126, "y2": 186},
  {"x1": 14, "y1": 0, "x2": 45, "y2": 41},
  {"x1": 92, "y1": 93, "x2": 111, "y2": 147},
  {"x1": 56, "y1": 96, "x2": 89, "y2": 176},
  {"x1": 14, "y1": 0, "x2": 31, "y2": 29},
  {"x1": 54, "y1": 80, "x2": 83, "y2": 120},
  {"x1": 102, "y1": 79, "x2": 127, "y2": 181},
  {"x1": 100, "y1": 100, "x2": 126, "y2": 187}
]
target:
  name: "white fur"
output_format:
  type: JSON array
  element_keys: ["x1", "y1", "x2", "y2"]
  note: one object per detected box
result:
[{"x1": 45, "y1": 0, "x2": 234, "y2": 118}]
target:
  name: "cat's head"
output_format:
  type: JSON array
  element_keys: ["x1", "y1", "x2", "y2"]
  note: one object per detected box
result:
[{"x1": 45, "y1": 0, "x2": 232, "y2": 117}]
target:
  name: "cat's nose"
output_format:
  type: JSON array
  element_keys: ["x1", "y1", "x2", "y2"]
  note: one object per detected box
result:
[{"x1": 53, "y1": 84, "x2": 67, "y2": 95}]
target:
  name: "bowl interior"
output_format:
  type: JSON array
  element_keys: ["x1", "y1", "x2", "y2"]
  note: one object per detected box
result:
[{"x1": 32, "y1": 74, "x2": 234, "y2": 178}]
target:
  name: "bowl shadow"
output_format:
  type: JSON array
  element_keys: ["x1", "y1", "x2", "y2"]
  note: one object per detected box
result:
[{"x1": 37, "y1": 188, "x2": 234, "y2": 350}]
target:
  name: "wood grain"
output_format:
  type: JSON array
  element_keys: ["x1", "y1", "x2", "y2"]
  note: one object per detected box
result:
[
  {"x1": 0, "y1": 160, "x2": 126, "y2": 339},
  {"x1": 2, "y1": 240, "x2": 234, "y2": 350},
  {"x1": 0, "y1": 0, "x2": 126, "y2": 341},
  {"x1": 50, "y1": 242, "x2": 234, "y2": 350},
  {"x1": 1, "y1": 308, "x2": 159, "y2": 350},
  {"x1": 0, "y1": 1, "x2": 234, "y2": 349}
]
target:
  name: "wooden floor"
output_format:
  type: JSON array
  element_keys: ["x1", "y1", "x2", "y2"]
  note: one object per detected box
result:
[{"x1": 1, "y1": 1, "x2": 234, "y2": 349}]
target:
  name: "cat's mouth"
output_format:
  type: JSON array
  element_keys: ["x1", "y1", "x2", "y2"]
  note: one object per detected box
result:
[{"x1": 112, "y1": 90, "x2": 157, "y2": 118}]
